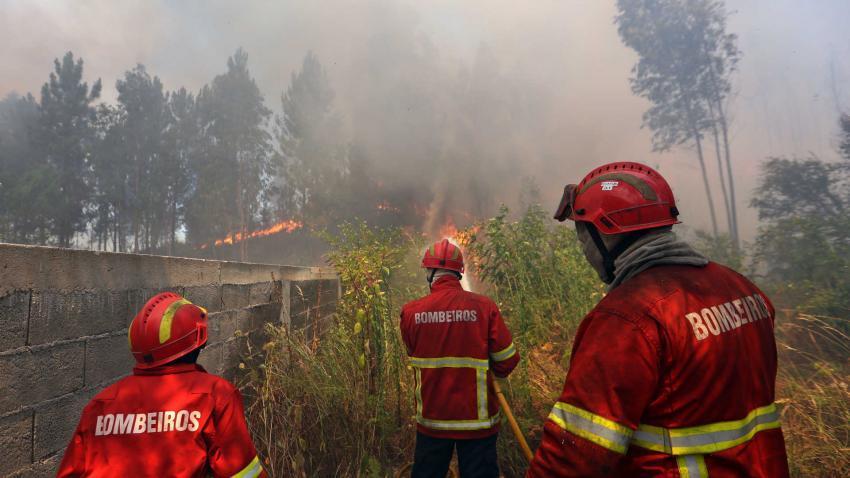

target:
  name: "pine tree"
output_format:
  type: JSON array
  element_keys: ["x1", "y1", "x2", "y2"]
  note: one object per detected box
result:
[
  {"x1": 277, "y1": 52, "x2": 346, "y2": 219},
  {"x1": 114, "y1": 64, "x2": 171, "y2": 251},
  {"x1": 89, "y1": 103, "x2": 126, "y2": 251},
  {"x1": 163, "y1": 87, "x2": 198, "y2": 254},
  {"x1": 840, "y1": 114, "x2": 850, "y2": 162},
  {"x1": 616, "y1": 0, "x2": 740, "y2": 240},
  {"x1": 37, "y1": 52, "x2": 101, "y2": 247},
  {"x1": 0, "y1": 93, "x2": 52, "y2": 243},
  {"x1": 187, "y1": 49, "x2": 272, "y2": 260}
]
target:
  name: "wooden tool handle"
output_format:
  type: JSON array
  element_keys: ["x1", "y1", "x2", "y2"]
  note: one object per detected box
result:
[{"x1": 492, "y1": 377, "x2": 534, "y2": 463}]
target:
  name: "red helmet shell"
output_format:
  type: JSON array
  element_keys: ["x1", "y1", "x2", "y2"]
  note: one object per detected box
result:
[
  {"x1": 128, "y1": 292, "x2": 208, "y2": 369},
  {"x1": 555, "y1": 162, "x2": 680, "y2": 234},
  {"x1": 422, "y1": 239, "x2": 465, "y2": 273}
]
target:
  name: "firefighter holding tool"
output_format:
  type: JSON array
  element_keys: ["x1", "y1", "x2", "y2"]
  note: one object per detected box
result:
[
  {"x1": 58, "y1": 292, "x2": 267, "y2": 478},
  {"x1": 526, "y1": 162, "x2": 789, "y2": 477},
  {"x1": 401, "y1": 239, "x2": 520, "y2": 478}
]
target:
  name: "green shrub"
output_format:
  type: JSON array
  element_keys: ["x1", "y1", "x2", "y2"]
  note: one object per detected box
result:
[
  {"x1": 461, "y1": 204, "x2": 602, "y2": 475},
  {"x1": 462, "y1": 204, "x2": 602, "y2": 346},
  {"x1": 245, "y1": 222, "x2": 424, "y2": 477}
]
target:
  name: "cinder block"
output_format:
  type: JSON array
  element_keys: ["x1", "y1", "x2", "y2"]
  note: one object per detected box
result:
[
  {"x1": 218, "y1": 261, "x2": 283, "y2": 287},
  {"x1": 289, "y1": 307, "x2": 311, "y2": 331},
  {"x1": 0, "y1": 290, "x2": 30, "y2": 351},
  {"x1": 218, "y1": 346, "x2": 239, "y2": 381},
  {"x1": 33, "y1": 389, "x2": 95, "y2": 460},
  {"x1": 289, "y1": 279, "x2": 337, "y2": 320},
  {"x1": 183, "y1": 285, "x2": 222, "y2": 313},
  {"x1": 197, "y1": 341, "x2": 224, "y2": 375},
  {"x1": 221, "y1": 284, "x2": 252, "y2": 311},
  {"x1": 207, "y1": 311, "x2": 238, "y2": 344},
  {"x1": 0, "y1": 341, "x2": 85, "y2": 414},
  {"x1": 248, "y1": 281, "x2": 280, "y2": 306},
  {"x1": 237, "y1": 304, "x2": 280, "y2": 333},
  {"x1": 28, "y1": 290, "x2": 127, "y2": 345},
  {"x1": 125, "y1": 287, "x2": 185, "y2": 326},
  {"x1": 9, "y1": 453, "x2": 61, "y2": 478},
  {"x1": 221, "y1": 336, "x2": 248, "y2": 373},
  {"x1": 0, "y1": 244, "x2": 220, "y2": 294},
  {"x1": 84, "y1": 334, "x2": 133, "y2": 386},
  {"x1": 0, "y1": 410, "x2": 33, "y2": 476}
]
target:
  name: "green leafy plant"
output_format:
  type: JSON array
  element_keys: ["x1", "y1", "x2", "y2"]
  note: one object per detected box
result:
[
  {"x1": 461, "y1": 204, "x2": 602, "y2": 475},
  {"x1": 245, "y1": 221, "x2": 424, "y2": 477}
]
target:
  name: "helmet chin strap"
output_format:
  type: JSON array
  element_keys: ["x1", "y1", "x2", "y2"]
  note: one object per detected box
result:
[
  {"x1": 585, "y1": 224, "x2": 642, "y2": 283},
  {"x1": 427, "y1": 268, "x2": 437, "y2": 285}
]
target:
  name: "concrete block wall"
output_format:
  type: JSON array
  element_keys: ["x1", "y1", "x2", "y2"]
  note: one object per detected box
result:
[{"x1": 0, "y1": 243, "x2": 338, "y2": 477}]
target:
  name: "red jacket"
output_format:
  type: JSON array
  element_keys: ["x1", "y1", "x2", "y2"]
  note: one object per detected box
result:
[
  {"x1": 58, "y1": 363, "x2": 267, "y2": 478},
  {"x1": 528, "y1": 262, "x2": 789, "y2": 477},
  {"x1": 400, "y1": 276, "x2": 520, "y2": 439}
]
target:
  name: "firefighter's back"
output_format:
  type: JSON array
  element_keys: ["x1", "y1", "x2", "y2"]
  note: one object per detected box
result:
[
  {"x1": 606, "y1": 261, "x2": 789, "y2": 477},
  {"x1": 400, "y1": 276, "x2": 519, "y2": 440},
  {"x1": 62, "y1": 363, "x2": 262, "y2": 478},
  {"x1": 403, "y1": 282, "x2": 492, "y2": 361}
]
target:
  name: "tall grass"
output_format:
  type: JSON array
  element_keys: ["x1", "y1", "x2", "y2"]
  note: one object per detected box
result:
[
  {"x1": 775, "y1": 313, "x2": 850, "y2": 476},
  {"x1": 245, "y1": 222, "x2": 424, "y2": 477}
]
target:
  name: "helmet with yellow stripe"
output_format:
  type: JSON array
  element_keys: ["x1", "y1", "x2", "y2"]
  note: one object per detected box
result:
[{"x1": 129, "y1": 292, "x2": 208, "y2": 369}]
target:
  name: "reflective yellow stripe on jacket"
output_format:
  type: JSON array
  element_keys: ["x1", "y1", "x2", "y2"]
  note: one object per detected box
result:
[
  {"x1": 490, "y1": 342, "x2": 517, "y2": 362},
  {"x1": 416, "y1": 412, "x2": 502, "y2": 431},
  {"x1": 547, "y1": 401, "x2": 781, "y2": 458},
  {"x1": 548, "y1": 401, "x2": 634, "y2": 454},
  {"x1": 232, "y1": 455, "x2": 263, "y2": 478},
  {"x1": 676, "y1": 455, "x2": 709, "y2": 478},
  {"x1": 410, "y1": 356, "x2": 496, "y2": 430},
  {"x1": 410, "y1": 357, "x2": 488, "y2": 369},
  {"x1": 631, "y1": 403, "x2": 781, "y2": 455}
]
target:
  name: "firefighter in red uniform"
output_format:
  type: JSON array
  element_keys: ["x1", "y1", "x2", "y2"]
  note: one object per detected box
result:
[
  {"x1": 401, "y1": 239, "x2": 520, "y2": 478},
  {"x1": 526, "y1": 162, "x2": 789, "y2": 477},
  {"x1": 58, "y1": 292, "x2": 267, "y2": 478}
]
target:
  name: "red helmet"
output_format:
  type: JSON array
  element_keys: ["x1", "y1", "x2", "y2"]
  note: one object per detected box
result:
[
  {"x1": 554, "y1": 161, "x2": 680, "y2": 233},
  {"x1": 422, "y1": 239, "x2": 464, "y2": 273},
  {"x1": 129, "y1": 292, "x2": 208, "y2": 369}
]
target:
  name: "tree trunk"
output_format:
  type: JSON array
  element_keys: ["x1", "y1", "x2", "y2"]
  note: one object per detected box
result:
[
  {"x1": 708, "y1": 101, "x2": 733, "y2": 236},
  {"x1": 715, "y1": 99, "x2": 739, "y2": 246},
  {"x1": 133, "y1": 160, "x2": 140, "y2": 253},
  {"x1": 169, "y1": 196, "x2": 177, "y2": 255},
  {"x1": 112, "y1": 211, "x2": 117, "y2": 252},
  {"x1": 236, "y1": 154, "x2": 247, "y2": 262},
  {"x1": 693, "y1": 129, "x2": 718, "y2": 236}
]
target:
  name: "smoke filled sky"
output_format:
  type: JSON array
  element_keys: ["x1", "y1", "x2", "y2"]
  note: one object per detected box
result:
[{"x1": 2, "y1": 0, "x2": 849, "y2": 239}]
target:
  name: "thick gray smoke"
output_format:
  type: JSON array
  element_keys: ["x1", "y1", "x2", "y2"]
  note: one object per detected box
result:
[{"x1": 2, "y1": 0, "x2": 848, "y2": 239}]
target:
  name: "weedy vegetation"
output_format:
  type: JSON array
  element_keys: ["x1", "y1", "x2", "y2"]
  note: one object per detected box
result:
[{"x1": 245, "y1": 222, "x2": 424, "y2": 477}]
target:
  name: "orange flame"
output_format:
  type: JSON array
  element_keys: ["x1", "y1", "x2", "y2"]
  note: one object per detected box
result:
[
  {"x1": 438, "y1": 219, "x2": 479, "y2": 247},
  {"x1": 199, "y1": 219, "x2": 303, "y2": 249},
  {"x1": 439, "y1": 220, "x2": 459, "y2": 241}
]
